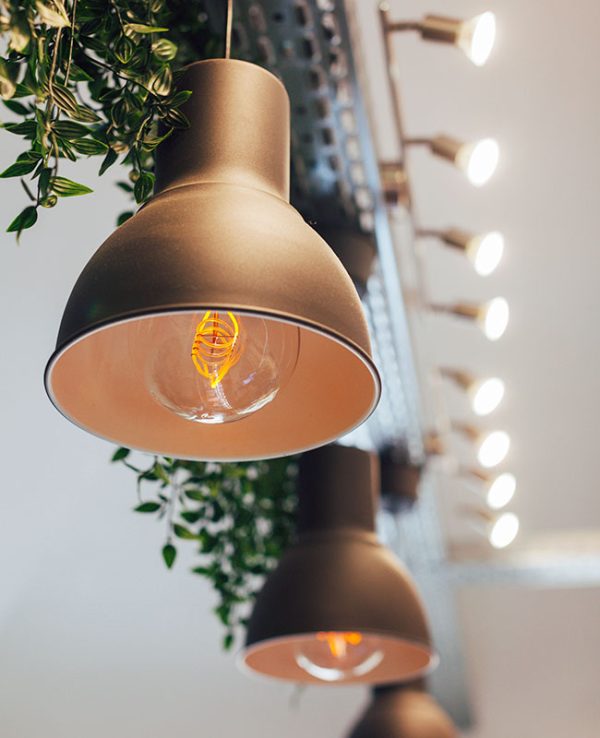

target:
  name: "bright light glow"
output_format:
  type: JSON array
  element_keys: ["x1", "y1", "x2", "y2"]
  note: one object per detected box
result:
[
  {"x1": 477, "y1": 430, "x2": 510, "y2": 468},
  {"x1": 470, "y1": 377, "x2": 505, "y2": 416},
  {"x1": 479, "y1": 297, "x2": 509, "y2": 341},
  {"x1": 489, "y1": 511, "x2": 519, "y2": 549},
  {"x1": 296, "y1": 632, "x2": 384, "y2": 682},
  {"x1": 486, "y1": 472, "x2": 516, "y2": 510},
  {"x1": 457, "y1": 138, "x2": 499, "y2": 186},
  {"x1": 467, "y1": 231, "x2": 504, "y2": 276},
  {"x1": 147, "y1": 313, "x2": 299, "y2": 424},
  {"x1": 459, "y1": 12, "x2": 496, "y2": 66}
]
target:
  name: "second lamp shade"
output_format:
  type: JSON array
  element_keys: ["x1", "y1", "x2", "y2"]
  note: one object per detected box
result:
[
  {"x1": 44, "y1": 60, "x2": 380, "y2": 460},
  {"x1": 242, "y1": 445, "x2": 436, "y2": 684}
]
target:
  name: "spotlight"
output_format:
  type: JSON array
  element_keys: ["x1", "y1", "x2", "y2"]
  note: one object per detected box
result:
[
  {"x1": 440, "y1": 368, "x2": 505, "y2": 416},
  {"x1": 453, "y1": 423, "x2": 511, "y2": 468},
  {"x1": 404, "y1": 135, "x2": 499, "y2": 186},
  {"x1": 347, "y1": 683, "x2": 457, "y2": 738},
  {"x1": 383, "y1": 10, "x2": 497, "y2": 67},
  {"x1": 420, "y1": 228, "x2": 504, "y2": 276},
  {"x1": 489, "y1": 511, "x2": 520, "y2": 548},
  {"x1": 430, "y1": 297, "x2": 510, "y2": 341},
  {"x1": 241, "y1": 445, "x2": 436, "y2": 685},
  {"x1": 463, "y1": 468, "x2": 517, "y2": 510}
]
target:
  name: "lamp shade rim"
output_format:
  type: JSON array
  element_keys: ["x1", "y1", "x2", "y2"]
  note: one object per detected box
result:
[
  {"x1": 45, "y1": 307, "x2": 381, "y2": 462},
  {"x1": 238, "y1": 632, "x2": 438, "y2": 686}
]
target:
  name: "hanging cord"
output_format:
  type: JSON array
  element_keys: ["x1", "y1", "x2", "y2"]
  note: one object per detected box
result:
[{"x1": 225, "y1": 0, "x2": 233, "y2": 58}]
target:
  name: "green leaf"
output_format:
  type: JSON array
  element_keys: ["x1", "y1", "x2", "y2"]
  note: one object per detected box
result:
[
  {"x1": 184, "y1": 489, "x2": 206, "y2": 502},
  {"x1": 124, "y1": 23, "x2": 169, "y2": 35},
  {"x1": 53, "y1": 121, "x2": 91, "y2": 139},
  {"x1": 162, "y1": 543, "x2": 177, "y2": 569},
  {"x1": 116, "y1": 211, "x2": 134, "y2": 227},
  {"x1": 170, "y1": 90, "x2": 193, "y2": 108},
  {"x1": 7, "y1": 206, "x2": 38, "y2": 236},
  {"x1": 0, "y1": 160, "x2": 38, "y2": 178},
  {"x1": 3, "y1": 121, "x2": 37, "y2": 138},
  {"x1": 152, "y1": 38, "x2": 177, "y2": 62},
  {"x1": 111, "y1": 447, "x2": 130, "y2": 462},
  {"x1": 152, "y1": 461, "x2": 170, "y2": 484},
  {"x1": 134, "y1": 502, "x2": 161, "y2": 513},
  {"x1": 3, "y1": 99, "x2": 29, "y2": 115},
  {"x1": 71, "y1": 137, "x2": 109, "y2": 156},
  {"x1": 223, "y1": 632, "x2": 234, "y2": 650},
  {"x1": 134, "y1": 172, "x2": 155, "y2": 203},
  {"x1": 36, "y1": 0, "x2": 71, "y2": 28},
  {"x1": 51, "y1": 176, "x2": 93, "y2": 197},
  {"x1": 150, "y1": 66, "x2": 173, "y2": 97},
  {"x1": 173, "y1": 523, "x2": 198, "y2": 541},
  {"x1": 70, "y1": 105, "x2": 102, "y2": 123},
  {"x1": 99, "y1": 148, "x2": 118, "y2": 176},
  {"x1": 52, "y1": 84, "x2": 79, "y2": 114},
  {"x1": 68, "y1": 64, "x2": 94, "y2": 83},
  {"x1": 181, "y1": 510, "x2": 203, "y2": 524}
]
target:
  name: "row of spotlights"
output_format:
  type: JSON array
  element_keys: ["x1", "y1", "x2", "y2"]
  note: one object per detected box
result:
[{"x1": 384, "y1": 5, "x2": 516, "y2": 549}]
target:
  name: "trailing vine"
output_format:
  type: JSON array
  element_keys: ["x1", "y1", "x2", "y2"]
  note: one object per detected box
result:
[
  {"x1": 112, "y1": 449, "x2": 299, "y2": 649},
  {"x1": 1, "y1": 2, "x2": 298, "y2": 650},
  {"x1": 0, "y1": 0, "x2": 220, "y2": 238}
]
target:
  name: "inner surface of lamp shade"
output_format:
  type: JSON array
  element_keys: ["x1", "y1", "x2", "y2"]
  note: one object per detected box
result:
[{"x1": 241, "y1": 445, "x2": 436, "y2": 684}]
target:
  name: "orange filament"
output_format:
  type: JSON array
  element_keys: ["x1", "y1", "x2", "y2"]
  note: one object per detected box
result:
[
  {"x1": 191, "y1": 311, "x2": 242, "y2": 387},
  {"x1": 316, "y1": 632, "x2": 363, "y2": 659}
]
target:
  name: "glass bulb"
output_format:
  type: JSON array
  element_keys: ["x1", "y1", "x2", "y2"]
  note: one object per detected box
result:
[
  {"x1": 489, "y1": 512, "x2": 519, "y2": 548},
  {"x1": 486, "y1": 472, "x2": 516, "y2": 510},
  {"x1": 470, "y1": 377, "x2": 505, "y2": 416},
  {"x1": 295, "y1": 632, "x2": 384, "y2": 682},
  {"x1": 479, "y1": 297, "x2": 509, "y2": 341},
  {"x1": 459, "y1": 12, "x2": 496, "y2": 67},
  {"x1": 477, "y1": 430, "x2": 510, "y2": 468},
  {"x1": 141, "y1": 312, "x2": 300, "y2": 424},
  {"x1": 467, "y1": 231, "x2": 504, "y2": 276},
  {"x1": 457, "y1": 138, "x2": 499, "y2": 186}
]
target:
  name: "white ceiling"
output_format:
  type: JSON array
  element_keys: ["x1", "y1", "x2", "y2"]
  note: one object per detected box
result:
[{"x1": 1, "y1": 0, "x2": 600, "y2": 736}]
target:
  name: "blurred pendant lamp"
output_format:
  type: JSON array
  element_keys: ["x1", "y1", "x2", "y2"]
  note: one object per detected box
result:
[
  {"x1": 347, "y1": 683, "x2": 457, "y2": 738},
  {"x1": 44, "y1": 1, "x2": 380, "y2": 461},
  {"x1": 241, "y1": 445, "x2": 436, "y2": 685}
]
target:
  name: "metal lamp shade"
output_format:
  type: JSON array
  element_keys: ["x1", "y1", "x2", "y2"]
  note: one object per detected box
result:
[
  {"x1": 242, "y1": 446, "x2": 436, "y2": 684},
  {"x1": 44, "y1": 60, "x2": 380, "y2": 461},
  {"x1": 348, "y1": 685, "x2": 457, "y2": 738}
]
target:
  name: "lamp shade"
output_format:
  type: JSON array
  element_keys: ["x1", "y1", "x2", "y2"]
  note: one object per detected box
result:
[
  {"x1": 348, "y1": 685, "x2": 457, "y2": 738},
  {"x1": 242, "y1": 445, "x2": 435, "y2": 684},
  {"x1": 45, "y1": 60, "x2": 380, "y2": 461}
]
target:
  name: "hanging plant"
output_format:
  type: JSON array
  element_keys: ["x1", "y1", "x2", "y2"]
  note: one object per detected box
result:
[
  {"x1": 112, "y1": 449, "x2": 299, "y2": 649},
  {"x1": 0, "y1": 0, "x2": 221, "y2": 238}
]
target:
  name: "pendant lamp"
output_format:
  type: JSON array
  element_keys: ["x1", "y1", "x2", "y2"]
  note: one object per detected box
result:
[
  {"x1": 241, "y1": 445, "x2": 436, "y2": 684},
  {"x1": 347, "y1": 684, "x2": 457, "y2": 738},
  {"x1": 44, "y1": 59, "x2": 380, "y2": 461}
]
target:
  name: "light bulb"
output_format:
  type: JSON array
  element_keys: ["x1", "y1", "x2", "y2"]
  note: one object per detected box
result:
[
  {"x1": 470, "y1": 377, "x2": 505, "y2": 416},
  {"x1": 142, "y1": 311, "x2": 300, "y2": 424},
  {"x1": 486, "y1": 472, "x2": 516, "y2": 510},
  {"x1": 458, "y1": 12, "x2": 496, "y2": 66},
  {"x1": 479, "y1": 297, "x2": 509, "y2": 341},
  {"x1": 295, "y1": 632, "x2": 384, "y2": 682},
  {"x1": 489, "y1": 511, "x2": 519, "y2": 548},
  {"x1": 467, "y1": 231, "x2": 504, "y2": 276},
  {"x1": 457, "y1": 138, "x2": 499, "y2": 186},
  {"x1": 477, "y1": 430, "x2": 510, "y2": 468}
]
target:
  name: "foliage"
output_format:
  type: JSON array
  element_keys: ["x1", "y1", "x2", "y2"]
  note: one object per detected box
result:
[
  {"x1": 112, "y1": 448, "x2": 299, "y2": 650},
  {"x1": 0, "y1": 0, "x2": 221, "y2": 238}
]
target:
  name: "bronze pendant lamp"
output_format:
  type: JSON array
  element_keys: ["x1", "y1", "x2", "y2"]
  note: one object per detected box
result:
[
  {"x1": 347, "y1": 684, "x2": 457, "y2": 738},
  {"x1": 241, "y1": 445, "x2": 436, "y2": 684},
  {"x1": 44, "y1": 57, "x2": 380, "y2": 460}
]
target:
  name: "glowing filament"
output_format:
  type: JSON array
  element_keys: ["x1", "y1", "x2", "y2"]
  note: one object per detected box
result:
[
  {"x1": 191, "y1": 311, "x2": 242, "y2": 387},
  {"x1": 316, "y1": 632, "x2": 363, "y2": 659}
]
